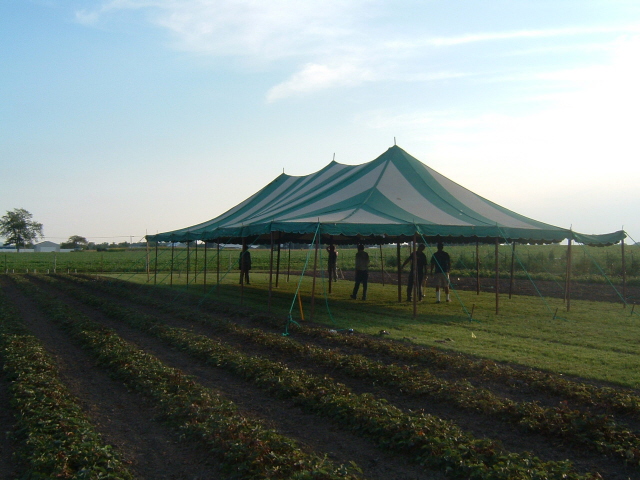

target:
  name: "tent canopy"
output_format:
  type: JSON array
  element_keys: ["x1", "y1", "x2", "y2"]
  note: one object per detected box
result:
[{"x1": 146, "y1": 146, "x2": 625, "y2": 246}]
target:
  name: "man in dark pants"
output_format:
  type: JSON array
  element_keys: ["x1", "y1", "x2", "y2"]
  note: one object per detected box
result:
[
  {"x1": 350, "y1": 244, "x2": 370, "y2": 300},
  {"x1": 239, "y1": 244, "x2": 251, "y2": 285},
  {"x1": 402, "y1": 244, "x2": 427, "y2": 302},
  {"x1": 430, "y1": 242, "x2": 451, "y2": 303}
]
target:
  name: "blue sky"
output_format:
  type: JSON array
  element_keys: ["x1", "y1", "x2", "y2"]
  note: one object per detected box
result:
[{"x1": 2, "y1": 0, "x2": 639, "y2": 244}]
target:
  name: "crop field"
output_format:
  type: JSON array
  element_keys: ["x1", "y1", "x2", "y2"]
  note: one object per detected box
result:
[{"x1": 1, "y1": 272, "x2": 640, "y2": 479}]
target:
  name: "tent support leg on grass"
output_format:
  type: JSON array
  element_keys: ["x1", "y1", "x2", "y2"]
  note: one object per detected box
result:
[
  {"x1": 154, "y1": 242, "x2": 158, "y2": 285},
  {"x1": 170, "y1": 243, "x2": 174, "y2": 287},
  {"x1": 310, "y1": 232, "x2": 319, "y2": 321},
  {"x1": 397, "y1": 243, "x2": 402, "y2": 303},
  {"x1": 412, "y1": 234, "x2": 417, "y2": 317},
  {"x1": 268, "y1": 231, "x2": 274, "y2": 313},
  {"x1": 186, "y1": 241, "x2": 190, "y2": 288},
  {"x1": 495, "y1": 237, "x2": 499, "y2": 314},
  {"x1": 276, "y1": 235, "x2": 281, "y2": 288},
  {"x1": 565, "y1": 238, "x2": 573, "y2": 311},
  {"x1": 203, "y1": 242, "x2": 208, "y2": 291},
  {"x1": 476, "y1": 241, "x2": 480, "y2": 295},
  {"x1": 509, "y1": 242, "x2": 516, "y2": 299},
  {"x1": 622, "y1": 238, "x2": 627, "y2": 306}
]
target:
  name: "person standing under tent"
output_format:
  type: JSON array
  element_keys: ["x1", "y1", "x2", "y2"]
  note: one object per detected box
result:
[
  {"x1": 327, "y1": 244, "x2": 338, "y2": 281},
  {"x1": 239, "y1": 244, "x2": 252, "y2": 285},
  {"x1": 402, "y1": 244, "x2": 427, "y2": 302},
  {"x1": 430, "y1": 242, "x2": 451, "y2": 302},
  {"x1": 350, "y1": 244, "x2": 370, "y2": 300}
]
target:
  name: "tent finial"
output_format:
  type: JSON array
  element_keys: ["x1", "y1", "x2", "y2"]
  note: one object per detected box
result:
[
  {"x1": 333, "y1": 152, "x2": 335, "y2": 161},
  {"x1": 394, "y1": 137, "x2": 396, "y2": 145}
]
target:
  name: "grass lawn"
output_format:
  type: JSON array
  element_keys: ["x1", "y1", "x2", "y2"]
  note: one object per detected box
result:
[{"x1": 107, "y1": 269, "x2": 640, "y2": 390}]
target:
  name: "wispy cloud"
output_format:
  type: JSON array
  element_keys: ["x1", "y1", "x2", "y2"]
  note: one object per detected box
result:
[{"x1": 75, "y1": 1, "x2": 640, "y2": 101}]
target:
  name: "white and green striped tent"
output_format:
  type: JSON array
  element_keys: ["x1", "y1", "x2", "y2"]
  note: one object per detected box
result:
[{"x1": 146, "y1": 145, "x2": 624, "y2": 246}]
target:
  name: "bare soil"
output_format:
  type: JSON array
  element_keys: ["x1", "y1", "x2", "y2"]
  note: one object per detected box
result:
[{"x1": 0, "y1": 274, "x2": 638, "y2": 480}]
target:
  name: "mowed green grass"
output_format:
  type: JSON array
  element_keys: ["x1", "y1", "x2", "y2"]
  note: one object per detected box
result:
[{"x1": 110, "y1": 269, "x2": 640, "y2": 390}]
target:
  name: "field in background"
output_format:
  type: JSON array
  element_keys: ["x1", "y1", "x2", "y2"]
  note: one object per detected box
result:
[{"x1": 3, "y1": 242, "x2": 640, "y2": 285}]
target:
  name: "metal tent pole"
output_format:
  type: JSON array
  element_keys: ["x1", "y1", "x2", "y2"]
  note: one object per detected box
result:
[
  {"x1": 268, "y1": 230, "x2": 274, "y2": 313},
  {"x1": 565, "y1": 238, "x2": 573, "y2": 312},
  {"x1": 397, "y1": 242, "x2": 402, "y2": 303},
  {"x1": 495, "y1": 238, "x2": 500, "y2": 314},
  {"x1": 412, "y1": 234, "x2": 417, "y2": 318},
  {"x1": 509, "y1": 242, "x2": 516, "y2": 299},
  {"x1": 310, "y1": 231, "x2": 319, "y2": 321},
  {"x1": 622, "y1": 238, "x2": 627, "y2": 307},
  {"x1": 476, "y1": 241, "x2": 480, "y2": 295}
]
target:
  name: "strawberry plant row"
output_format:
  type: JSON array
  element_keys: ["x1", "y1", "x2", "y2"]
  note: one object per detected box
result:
[
  {"x1": 50, "y1": 274, "x2": 640, "y2": 468},
  {"x1": 73, "y1": 274, "x2": 640, "y2": 417},
  {"x1": 9, "y1": 275, "x2": 363, "y2": 480},
  {"x1": 0, "y1": 288, "x2": 134, "y2": 479},
  {"x1": 42, "y1": 275, "x2": 601, "y2": 479}
]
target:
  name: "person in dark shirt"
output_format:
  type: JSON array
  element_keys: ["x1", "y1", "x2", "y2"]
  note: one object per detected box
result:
[
  {"x1": 402, "y1": 244, "x2": 427, "y2": 301},
  {"x1": 430, "y1": 242, "x2": 451, "y2": 303},
  {"x1": 327, "y1": 244, "x2": 338, "y2": 281},
  {"x1": 239, "y1": 244, "x2": 252, "y2": 285},
  {"x1": 350, "y1": 244, "x2": 370, "y2": 300}
]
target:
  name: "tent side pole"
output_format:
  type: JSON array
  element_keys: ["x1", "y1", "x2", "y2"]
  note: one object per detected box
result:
[
  {"x1": 310, "y1": 233, "x2": 319, "y2": 321},
  {"x1": 287, "y1": 244, "x2": 291, "y2": 282},
  {"x1": 509, "y1": 242, "x2": 516, "y2": 299},
  {"x1": 622, "y1": 239, "x2": 627, "y2": 307},
  {"x1": 565, "y1": 238, "x2": 572, "y2": 312},
  {"x1": 154, "y1": 242, "x2": 158, "y2": 285},
  {"x1": 328, "y1": 241, "x2": 333, "y2": 295},
  {"x1": 495, "y1": 237, "x2": 499, "y2": 314},
  {"x1": 240, "y1": 238, "x2": 245, "y2": 306},
  {"x1": 476, "y1": 241, "x2": 480, "y2": 295},
  {"x1": 380, "y1": 244, "x2": 385, "y2": 286},
  {"x1": 185, "y1": 241, "x2": 190, "y2": 288},
  {"x1": 170, "y1": 243, "x2": 174, "y2": 286},
  {"x1": 194, "y1": 240, "x2": 198, "y2": 284},
  {"x1": 275, "y1": 234, "x2": 281, "y2": 288},
  {"x1": 146, "y1": 240, "x2": 150, "y2": 282},
  {"x1": 268, "y1": 231, "x2": 274, "y2": 313},
  {"x1": 203, "y1": 241, "x2": 208, "y2": 292},
  {"x1": 397, "y1": 242, "x2": 402, "y2": 303},
  {"x1": 412, "y1": 234, "x2": 417, "y2": 318}
]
